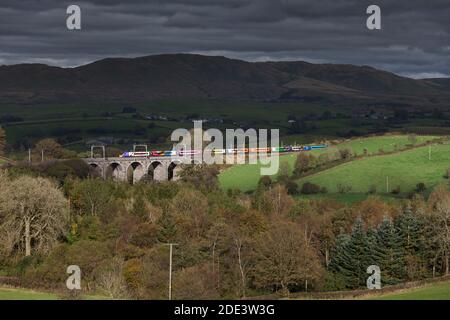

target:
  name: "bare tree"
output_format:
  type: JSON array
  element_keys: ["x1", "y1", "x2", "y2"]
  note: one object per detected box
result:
[
  {"x1": 250, "y1": 220, "x2": 324, "y2": 295},
  {"x1": 98, "y1": 257, "x2": 129, "y2": 299},
  {"x1": 0, "y1": 174, "x2": 69, "y2": 256},
  {"x1": 428, "y1": 185, "x2": 450, "y2": 275}
]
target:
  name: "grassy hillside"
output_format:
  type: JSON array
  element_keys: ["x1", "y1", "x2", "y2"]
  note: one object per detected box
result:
[
  {"x1": 300, "y1": 142, "x2": 450, "y2": 194},
  {"x1": 219, "y1": 153, "x2": 297, "y2": 192},
  {"x1": 372, "y1": 282, "x2": 450, "y2": 300},
  {"x1": 321, "y1": 135, "x2": 437, "y2": 156},
  {"x1": 219, "y1": 135, "x2": 440, "y2": 192}
]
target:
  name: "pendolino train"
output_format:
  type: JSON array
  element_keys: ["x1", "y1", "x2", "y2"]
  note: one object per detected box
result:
[{"x1": 119, "y1": 144, "x2": 328, "y2": 158}]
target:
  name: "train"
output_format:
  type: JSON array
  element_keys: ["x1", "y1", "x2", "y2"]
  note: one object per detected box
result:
[{"x1": 119, "y1": 144, "x2": 327, "y2": 158}]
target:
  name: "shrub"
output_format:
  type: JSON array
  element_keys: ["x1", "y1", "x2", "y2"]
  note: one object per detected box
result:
[
  {"x1": 337, "y1": 183, "x2": 352, "y2": 194},
  {"x1": 301, "y1": 182, "x2": 322, "y2": 194},
  {"x1": 338, "y1": 148, "x2": 352, "y2": 160},
  {"x1": 445, "y1": 168, "x2": 450, "y2": 179},
  {"x1": 415, "y1": 183, "x2": 426, "y2": 193},
  {"x1": 368, "y1": 185, "x2": 377, "y2": 194},
  {"x1": 257, "y1": 175, "x2": 272, "y2": 190},
  {"x1": 391, "y1": 186, "x2": 401, "y2": 194},
  {"x1": 285, "y1": 180, "x2": 299, "y2": 195},
  {"x1": 45, "y1": 163, "x2": 76, "y2": 182}
]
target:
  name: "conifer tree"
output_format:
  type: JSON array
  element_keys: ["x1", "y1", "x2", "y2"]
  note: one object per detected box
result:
[
  {"x1": 366, "y1": 227, "x2": 378, "y2": 265},
  {"x1": 373, "y1": 217, "x2": 405, "y2": 284},
  {"x1": 396, "y1": 205, "x2": 423, "y2": 254},
  {"x1": 157, "y1": 212, "x2": 177, "y2": 243},
  {"x1": 330, "y1": 218, "x2": 370, "y2": 288}
]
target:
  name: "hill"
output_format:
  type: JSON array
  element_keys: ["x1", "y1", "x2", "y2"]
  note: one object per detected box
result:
[{"x1": 1, "y1": 54, "x2": 449, "y2": 106}]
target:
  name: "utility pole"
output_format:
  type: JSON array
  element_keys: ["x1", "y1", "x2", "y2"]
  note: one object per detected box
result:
[
  {"x1": 429, "y1": 145, "x2": 432, "y2": 161},
  {"x1": 165, "y1": 243, "x2": 178, "y2": 300},
  {"x1": 41, "y1": 149, "x2": 44, "y2": 162},
  {"x1": 28, "y1": 149, "x2": 31, "y2": 164}
]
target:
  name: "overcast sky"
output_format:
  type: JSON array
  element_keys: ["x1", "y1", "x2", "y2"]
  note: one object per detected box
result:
[{"x1": 1, "y1": 0, "x2": 450, "y2": 78}]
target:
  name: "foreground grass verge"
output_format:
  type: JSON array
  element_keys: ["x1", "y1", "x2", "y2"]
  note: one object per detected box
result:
[
  {"x1": 0, "y1": 287, "x2": 58, "y2": 300},
  {"x1": 371, "y1": 281, "x2": 450, "y2": 300},
  {"x1": 0, "y1": 286, "x2": 110, "y2": 300}
]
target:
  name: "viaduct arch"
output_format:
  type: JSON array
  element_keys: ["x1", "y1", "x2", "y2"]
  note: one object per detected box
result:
[{"x1": 84, "y1": 157, "x2": 183, "y2": 184}]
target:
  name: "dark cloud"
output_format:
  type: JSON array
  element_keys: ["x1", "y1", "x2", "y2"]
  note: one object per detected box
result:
[{"x1": 0, "y1": 0, "x2": 449, "y2": 78}]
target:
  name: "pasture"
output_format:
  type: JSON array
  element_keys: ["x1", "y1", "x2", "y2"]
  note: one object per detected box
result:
[
  {"x1": 300, "y1": 141, "x2": 450, "y2": 194},
  {"x1": 219, "y1": 135, "x2": 442, "y2": 193}
]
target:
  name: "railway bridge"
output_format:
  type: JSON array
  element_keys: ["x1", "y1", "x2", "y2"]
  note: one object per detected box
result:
[{"x1": 83, "y1": 157, "x2": 185, "y2": 184}]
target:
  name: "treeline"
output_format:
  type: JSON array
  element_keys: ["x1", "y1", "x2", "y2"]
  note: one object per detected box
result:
[{"x1": 0, "y1": 164, "x2": 449, "y2": 299}]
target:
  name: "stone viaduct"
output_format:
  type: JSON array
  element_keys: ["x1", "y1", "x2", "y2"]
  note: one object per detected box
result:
[{"x1": 83, "y1": 157, "x2": 184, "y2": 184}]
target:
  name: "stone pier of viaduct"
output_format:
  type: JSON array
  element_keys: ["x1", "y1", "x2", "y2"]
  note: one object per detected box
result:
[{"x1": 83, "y1": 157, "x2": 184, "y2": 184}]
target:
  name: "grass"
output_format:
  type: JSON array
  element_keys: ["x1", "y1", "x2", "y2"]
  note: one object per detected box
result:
[
  {"x1": 219, "y1": 153, "x2": 297, "y2": 192},
  {"x1": 0, "y1": 287, "x2": 58, "y2": 300},
  {"x1": 0, "y1": 286, "x2": 110, "y2": 300},
  {"x1": 219, "y1": 135, "x2": 441, "y2": 193},
  {"x1": 320, "y1": 135, "x2": 438, "y2": 156},
  {"x1": 372, "y1": 282, "x2": 450, "y2": 300},
  {"x1": 300, "y1": 141, "x2": 450, "y2": 194}
]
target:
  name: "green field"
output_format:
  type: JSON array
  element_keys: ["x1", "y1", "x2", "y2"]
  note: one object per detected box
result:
[
  {"x1": 219, "y1": 135, "x2": 441, "y2": 193},
  {"x1": 0, "y1": 287, "x2": 58, "y2": 300},
  {"x1": 372, "y1": 282, "x2": 450, "y2": 300},
  {"x1": 219, "y1": 153, "x2": 297, "y2": 192},
  {"x1": 300, "y1": 142, "x2": 450, "y2": 194},
  {"x1": 0, "y1": 287, "x2": 110, "y2": 300},
  {"x1": 320, "y1": 135, "x2": 438, "y2": 156}
]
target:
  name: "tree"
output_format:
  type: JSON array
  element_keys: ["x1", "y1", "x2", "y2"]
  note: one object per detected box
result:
[
  {"x1": 427, "y1": 185, "x2": 450, "y2": 275},
  {"x1": 396, "y1": 205, "x2": 423, "y2": 254},
  {"x1": 173, "y1": 263, "x2": 219, "y2": 299},
  {"x1": 251, "y1": 220, "x2": 324, "y2": 295},
  {"x1": 330, "y1": 218, "x2": 370, "y2": 288},
  {"x1": 170, "y1": 188, "x2": 209, "y2": 239},
  {"x1": 396, "y1": 206, "x2": 427, "y2": 280},
  {"x1": 68, "y1": 178, "x2": 116, "y2": 216},
  {"x1": 0, "y1": 175, "x2": 69, "y2": 256},
  {"x1": 372, "y1": 217, "x2": 405, "y2": 284},
  {"x1": 254, "y1": 184, "x2": 294, "y2": 216},
  {"x1": 33, "y1": 138, "x2": 64, "y2": 160},
  {"x1": 276, "y1": 161, "x2": 290, "y2": 184},
  {"x1": 294, "y1": 153, "x2": 311, "y2": 175},
  {"x1": 0, "y1": 126, "x2": 5, "y2": 155},
  {"x1": 157, "y1": 212, "x2": 177, "y2": 243},
  {"x1": 338, "y1": 148, "x2": 353, "y2": 160},
  {"x1": 408, "y1": 133, "x2": 418, "y2": 146},
  {"x1": 179, "y1": 164, "x2": 220, "y2": 192},
  {"x1": 98, "y1": 256, "x2": 129, "y2": 299},
  {"x1": 257, "y1": 176, "x2": 273, "y2": 190}
]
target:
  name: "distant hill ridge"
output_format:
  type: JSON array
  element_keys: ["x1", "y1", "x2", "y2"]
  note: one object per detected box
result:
[{"x1": 0, "y1": 53, "x2": 449, "y2": 105}]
